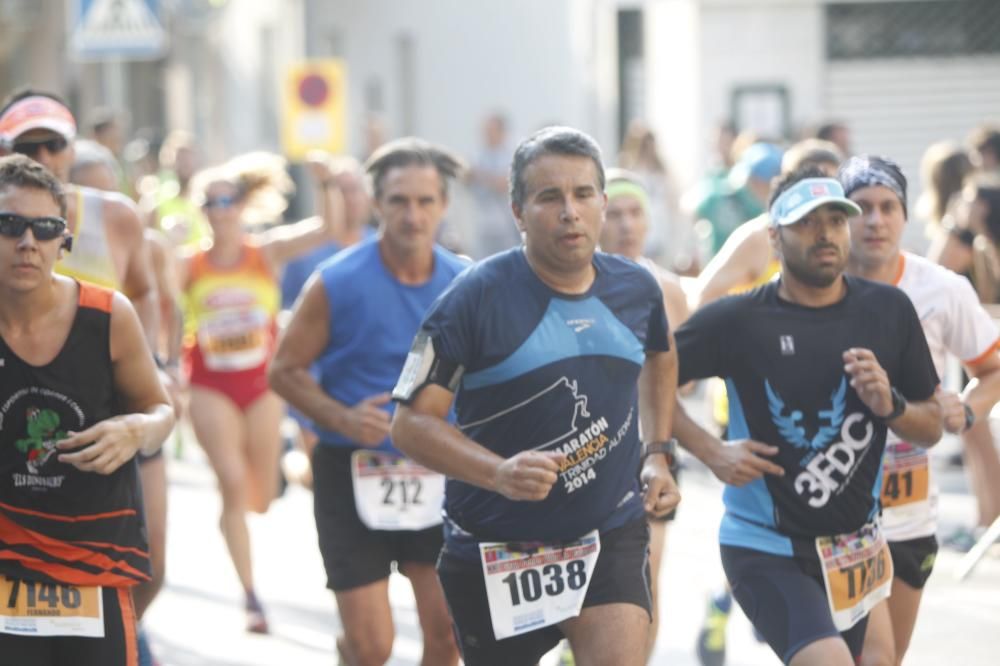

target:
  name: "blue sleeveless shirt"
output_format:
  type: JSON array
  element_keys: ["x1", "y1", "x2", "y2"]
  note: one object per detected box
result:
[{"x1": 315, "y1": 236, "x2": 467, "y2": 452}]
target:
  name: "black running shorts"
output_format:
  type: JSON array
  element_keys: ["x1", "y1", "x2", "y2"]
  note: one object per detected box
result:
[
  {"x1": 0, "y1": 584, "x2": 138, "y2": 666},
  {"x1": 437, "y1": 518, "x2": 652, "y2": 666},
  {"x1": 312, "y1": 445, "x2": 443, "y2": 591},
  {"x1": 888, "y1": 535, "x2": 938, "y2": 589},
  {"x1": 721, "y1": 545, "x2": 869, "y2": 664}
]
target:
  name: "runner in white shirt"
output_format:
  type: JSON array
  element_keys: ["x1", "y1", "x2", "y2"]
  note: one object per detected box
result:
[{"x1": 841, "y1": 155, "x2": 1000, "y2": 666}]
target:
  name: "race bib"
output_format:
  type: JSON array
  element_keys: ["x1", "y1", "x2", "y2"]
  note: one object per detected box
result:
[
  {"x1": 351, "y1": 450, "x2": 444, "y2": 531},
  {"x1": 480, "y1": 531, "x2": 600, "y2": 640},
  {"x1": 197, "y1": 309, "x2": 270, "y2": 371},
  {"x1": 816, "y1": 522, "x2": 893, "y2": 632},
  {"x1": 0, "y1": 577, "x2": 104, "y2": 637},
  {"x1": 881, "y1": 443, "x2": 930, "y2": 509}
]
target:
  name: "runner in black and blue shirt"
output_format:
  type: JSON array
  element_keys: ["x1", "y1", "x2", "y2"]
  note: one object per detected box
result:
[
  {"x1": 672, "y1": 166, "x2": 943, "y2": 666},
  {"x1": 392, "y1": 127, "x2": 680, "y2": 666}
]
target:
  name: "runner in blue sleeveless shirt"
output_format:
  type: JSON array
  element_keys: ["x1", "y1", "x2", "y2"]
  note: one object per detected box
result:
[
  {"x1": 269, "y1": 138, "x2": 465, "y2": 666},
  {"x1": 392, "y1": 126, "x2": 680, "y2": 666}
]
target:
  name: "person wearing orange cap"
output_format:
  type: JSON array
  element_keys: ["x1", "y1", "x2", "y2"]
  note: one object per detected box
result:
[{"x1": 0, "y1": 90, "x2": 158, "y2": 345}]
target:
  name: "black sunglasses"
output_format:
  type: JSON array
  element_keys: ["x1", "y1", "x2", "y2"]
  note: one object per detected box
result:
[
  {"x1": 0, "y1": 212, "x2": 68, "y2": 241},
  {"x1": 12, "y1": 136, "x2": 69, "y2": 157}
]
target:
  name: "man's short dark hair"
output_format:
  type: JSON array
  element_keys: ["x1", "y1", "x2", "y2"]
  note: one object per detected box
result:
[
  {"x1": 510, "y1": 126, "x2": 605, "y2": 210},
  {"x1": 968, "y1": 124, "x2": 1000, "y2": 161},
  {"x1": 364, "y1": 137, "x2": 464, "y2": 201},
  {"x1": 816, "y1": 122, "x2": 846, "y2": 143},
  {"x1": 768, "y1": 165, "x2": 829, "y2": 211},
  {"x1": 0, "y1": 154, "x2": 67, "y2": 217}
]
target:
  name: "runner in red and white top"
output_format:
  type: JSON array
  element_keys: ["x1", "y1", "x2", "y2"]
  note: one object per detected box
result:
[{"x1": 841, "y1": 155, "x2": 1000, "y2": 666}]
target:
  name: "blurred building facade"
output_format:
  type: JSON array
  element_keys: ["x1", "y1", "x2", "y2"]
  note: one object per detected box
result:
[{"x1": 0, "y1": 0, "x2": 998, "y2": 242}]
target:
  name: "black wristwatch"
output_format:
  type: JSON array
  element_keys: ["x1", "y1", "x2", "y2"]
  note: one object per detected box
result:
[
  {"x1": 963, "y1": 402, "x2": 976, "y2": 432},
  {"x1": 879, "y1": 387, "x2": 907, "y2": 422},
  {"x1": 642, "y1": 439, "x2": 679, "y2": 473}
]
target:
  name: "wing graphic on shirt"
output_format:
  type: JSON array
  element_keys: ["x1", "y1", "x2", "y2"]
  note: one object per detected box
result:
[
  {"x1": 766, "y1": 377, "x2": 846, "y2": 450},
  {"x1": 458, "y1": 376, "x2": 591, "y2": 451}
]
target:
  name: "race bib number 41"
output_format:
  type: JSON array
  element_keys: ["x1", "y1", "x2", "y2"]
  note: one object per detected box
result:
[
  {"x1": 351, "y1": 450, "x2": 444, "y2": 531},
  {"x1": 0, "y1": 577, "x2": 104, "y2": 637},
  {"x1": 480, "y1": 531, "x2": 600, "y2": 640},
  {"x1": 816, "y1": 523, "x2": 893, "y2": 632},
  {"x1": 881, "y1": 443, "x2": 930, "y2": 509}
]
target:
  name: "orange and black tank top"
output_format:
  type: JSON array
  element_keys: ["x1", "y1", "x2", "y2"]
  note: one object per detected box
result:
[{"x1": 0, "y1": 283, "x2": 150, "y2": 588}]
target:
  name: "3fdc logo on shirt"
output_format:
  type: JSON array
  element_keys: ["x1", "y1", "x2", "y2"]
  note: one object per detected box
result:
[{"x1": 766, "y1": 377, "x2": 875, "y2": 508}]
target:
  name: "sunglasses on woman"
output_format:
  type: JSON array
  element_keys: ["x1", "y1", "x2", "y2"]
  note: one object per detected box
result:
[
  {"x1": 202, "y1": 195, "x2": 239, "y2": 210},
  {"x1": 12, "y1": 136, "x2": 70, "y2": 157},
  {"x1": 0, "y1": 212, "x2": 68, "y2": 241}
]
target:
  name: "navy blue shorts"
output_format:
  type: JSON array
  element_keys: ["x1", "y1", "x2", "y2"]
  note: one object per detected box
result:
[
  {"x1": 721, "y1": 545, "x2": 869, "y2": 664},
  {"x1": 438, "y1": 519, "x2": 652, "y2": 666}
]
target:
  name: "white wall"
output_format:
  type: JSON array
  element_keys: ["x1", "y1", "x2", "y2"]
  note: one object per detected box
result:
[{"x1": 305, "y1": 0, "x2": 609, "y2": 161}]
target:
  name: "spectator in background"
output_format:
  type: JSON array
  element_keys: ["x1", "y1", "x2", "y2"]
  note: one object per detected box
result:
[
  {"x1": 87, "y1": 107, "x2": 131, "y2": 196},
  {"x1": 687, "y1": 141, "x2": 782, "y2": 261},
  {"x1": 141, "y1": 130, "x2": 211, "y2": 248},
  {"x1": 917, "y1": 141, "x2": 973, "y2": 242},
  {"x1": 817, "y1": 120, "x2": 853, "y2": 157},
  {"x1": 467, "y1": 112, "x2": 519, "y2": 257},
  {"x1": 968, "y1": 124, "x2": 1000, "y2": 174},
  {"x1": 618, "y1": 119, "x2": 692, "y2": 273},
  {"x1": 926, "y1": 174, "x2": 1000, "y2": 548}
]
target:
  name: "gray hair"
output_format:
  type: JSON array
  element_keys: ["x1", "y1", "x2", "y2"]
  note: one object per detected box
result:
[
  {"x1": 510, "y1": 126, "x2": 605, "y2": 209},
  {"x1": 70, "y1": 139, "x2": 118, "y2": 181}
]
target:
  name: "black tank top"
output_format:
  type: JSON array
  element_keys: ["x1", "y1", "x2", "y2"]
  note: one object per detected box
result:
[{"x1": 0, "y1": 283, "x2": 150, "y2": 588}]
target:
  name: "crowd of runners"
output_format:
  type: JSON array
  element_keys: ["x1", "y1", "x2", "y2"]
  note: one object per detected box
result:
[{"x1": 0, "y1": 85, "x2": 998, "y2": 666}]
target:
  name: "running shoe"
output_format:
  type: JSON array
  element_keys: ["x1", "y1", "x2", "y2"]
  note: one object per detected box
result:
[
  {"x1": 245, "y1": 592, "x2": 270, "y2": 634},
  {"x1": 696, "y1": 596, "x2": 730, "y2": 666}
]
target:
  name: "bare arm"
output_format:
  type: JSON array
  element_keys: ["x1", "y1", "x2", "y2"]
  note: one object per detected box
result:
[
  {"x1": 638, "y1": 345, "x2": 682, "y2": 516},
  {"x1": 109, "y1": 197, "x2": 160, "y2": 347},
  {"x1": 938, "y1": 351, "x2": 1000, "y2": 433},
  {"x1": 392, "y1": 385, "x2": 566, "y2": 501},
  {"x1": 843, "y1": 348, "x2": 943, "y2": 447},
  {"x1": 672, "y1": 397, "x2": 784, "y2": 486},
  {"x1": 146, "y1": 229, "x2": 183, "y2": 365},
  {"x1": 57, "y1": 293, "x2": 174, "y2": 472},
  {"x1": 268, "y1": 276, "x2": 391, "y2": 445},
  {"x1": 693, "y1": 221, "x2": 771, "y2": 309},
  {"x1": 258, "y1": 165, "x2": 345, "y2": 267}
]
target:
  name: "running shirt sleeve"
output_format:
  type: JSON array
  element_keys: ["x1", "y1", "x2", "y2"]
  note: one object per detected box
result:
[
  {"x1": 946, "y1": 276, "x2": 1000, "y2": 366},
  {"x1": 895, "y1": 293, "x2": 940, "y2": 402},
  {"x1": 675, "y1": 296, "x2": 735, "y2": 384},
  {"x1": 645, "y1": 284, "x2": 671, "y2": 353},
  {"x1": 392, "y1": 276, "x2": 476, "y2": 403}
]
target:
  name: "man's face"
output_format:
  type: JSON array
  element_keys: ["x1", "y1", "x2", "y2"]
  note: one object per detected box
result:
[
  {"x1": 847, "y1": 185, "x2": 906, "y2": 270},
  {"x1": 374, "y1": 164, "x2": 446, "y2": 253},
  {"x1": 601, "y1": 194, "x2": 647, "y2": 260},
  {"x1": 514, "y1": 154, "x2": 605, "y2": 274},
  {"x1": 12, "y1": 130, "x2": 75, "y2": 183},
  {"x1": 0, "y1": 185, "x2": 66, "y2": 292},
  {"x1": 771, "y1": 203, "x2": 850, "y2": 288},
  {"x1": 335, "y1": 170, "x2": 372, "y2": 227}
]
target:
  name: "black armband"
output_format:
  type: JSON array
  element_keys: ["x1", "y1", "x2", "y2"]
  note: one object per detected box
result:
[{"x1": 392, "y1": 332, "x2": 464, "y2": 404}]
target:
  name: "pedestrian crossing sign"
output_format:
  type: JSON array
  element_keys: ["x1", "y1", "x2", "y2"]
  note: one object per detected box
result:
[{"x1": 70, "y1": 0, "x2": 167, "y2": 61}]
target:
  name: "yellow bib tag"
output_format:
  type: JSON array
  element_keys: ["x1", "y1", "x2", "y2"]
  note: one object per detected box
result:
[{"x1": 0, "y1": 576, "x2": 104, "y2": 637}]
